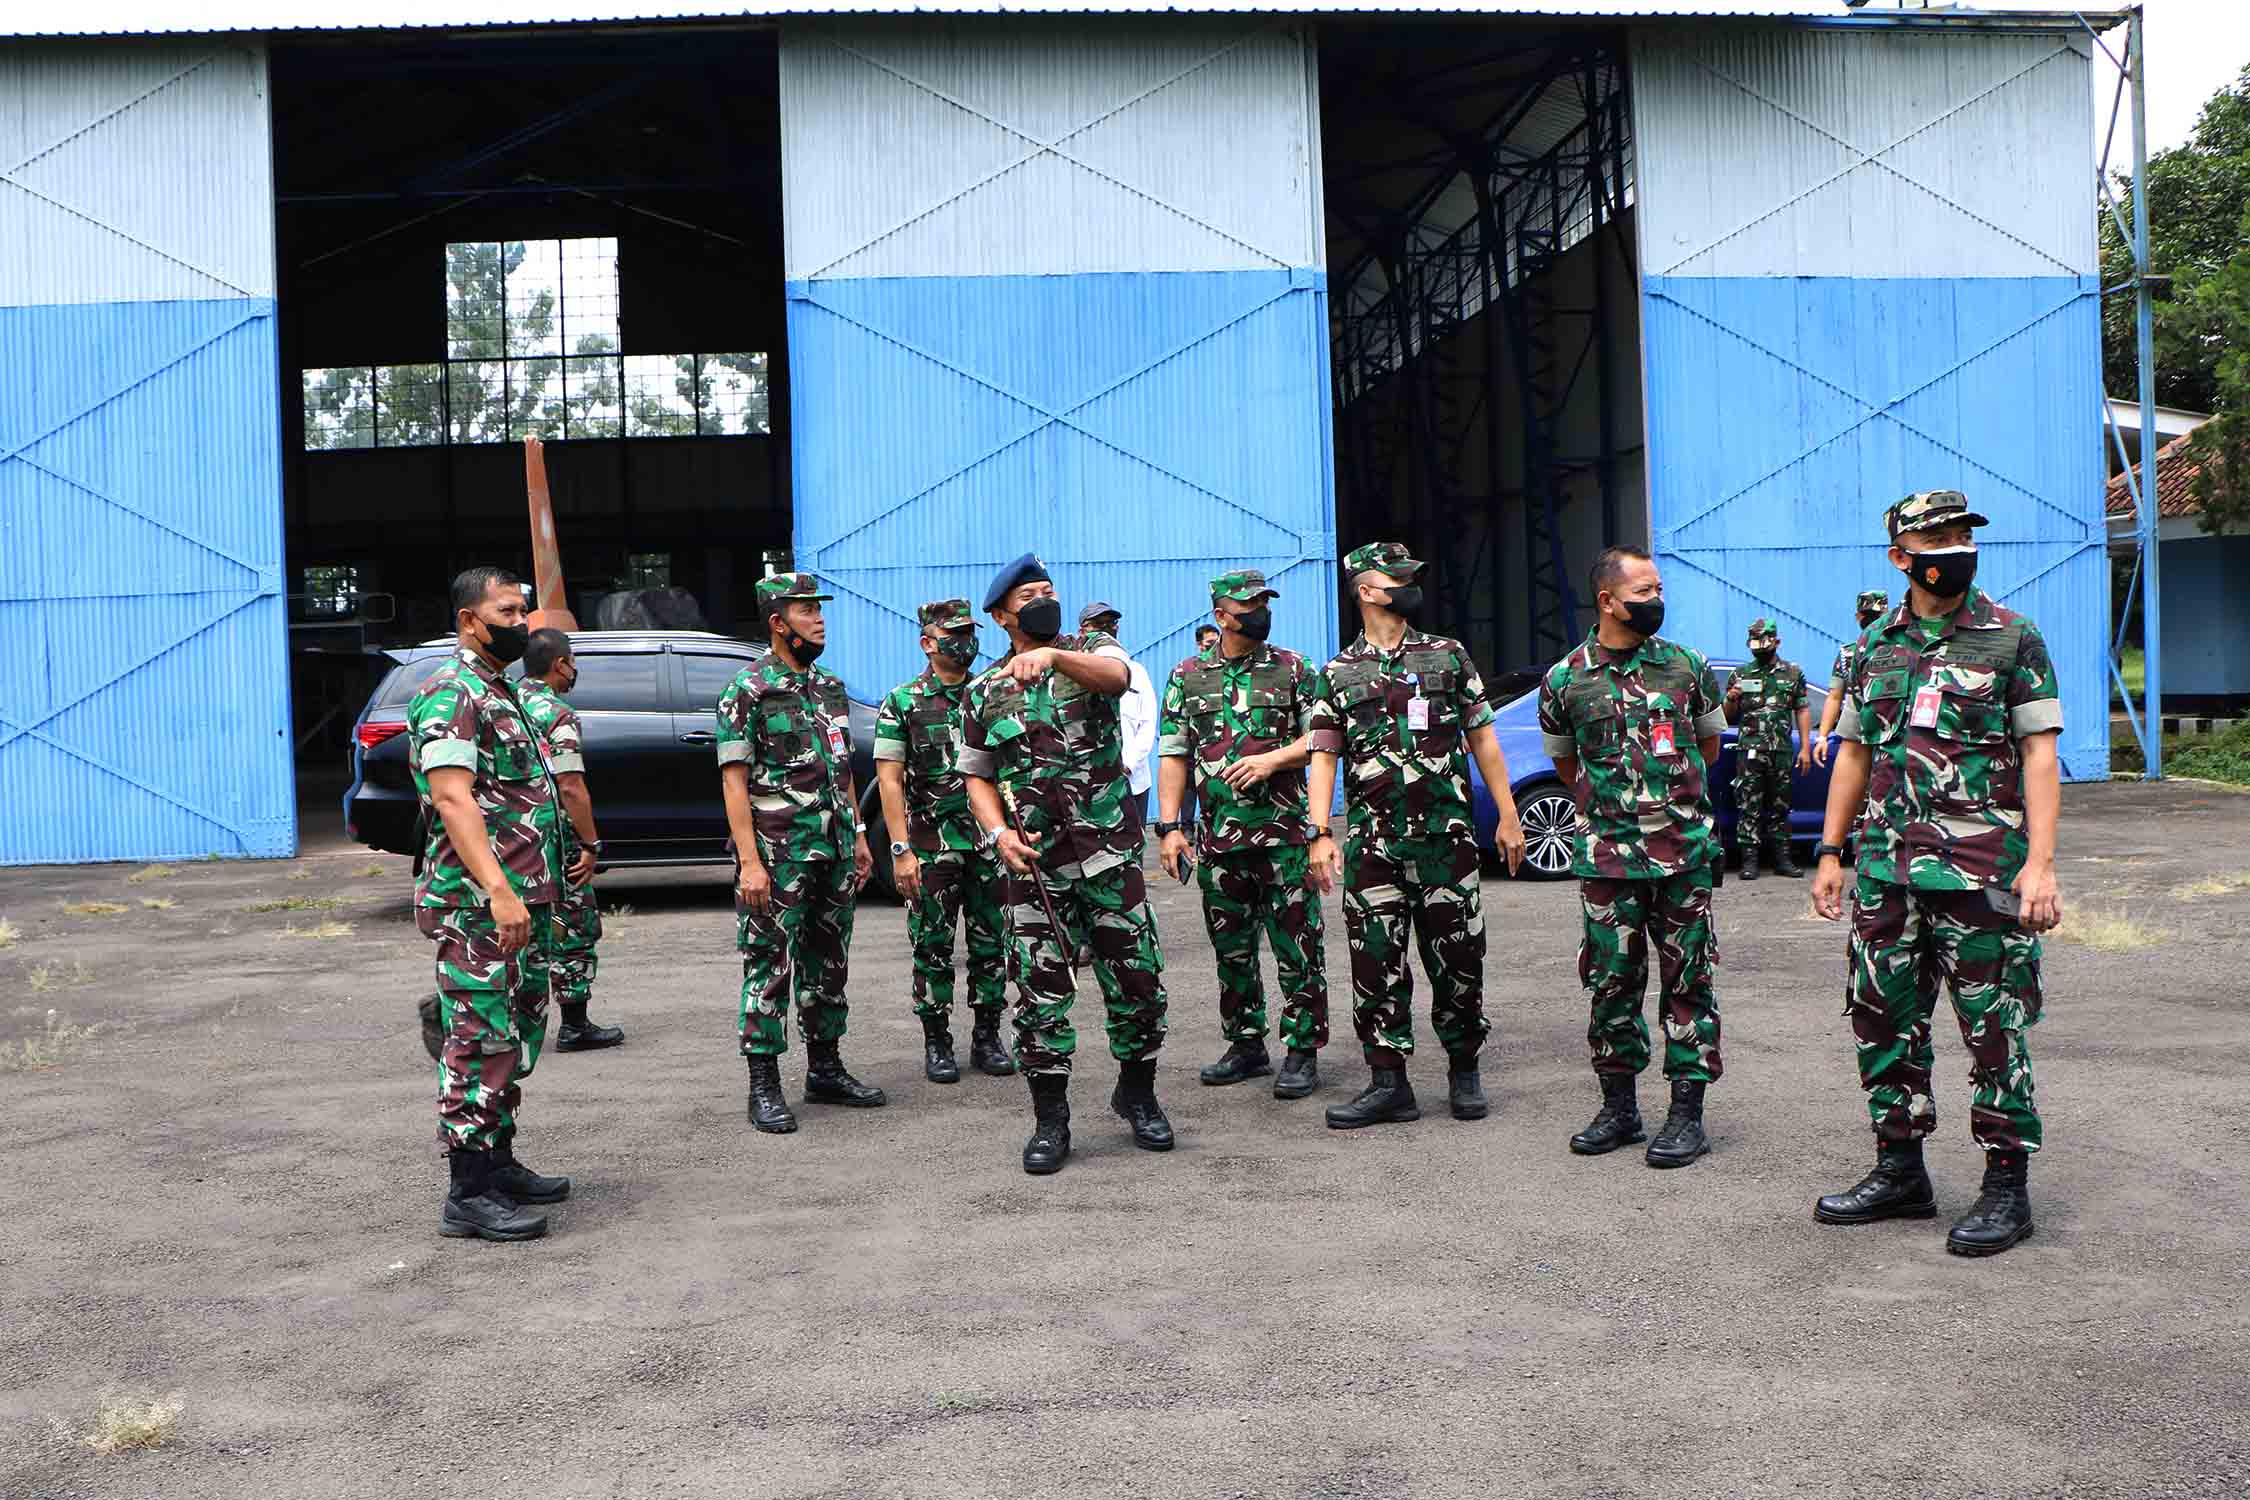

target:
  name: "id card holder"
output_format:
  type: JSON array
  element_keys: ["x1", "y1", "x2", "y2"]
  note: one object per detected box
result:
[
  {"x1": 826, "y1": 720, "x2": 848, "y2": 757},
  {"x1": 1911, "y1": 685, "x2": 1942, "y2": 730},
  {"x1": 1407, "y1": 695, "x2": 1429, "y2": 732},
  {"x1": 1650, "y1": 720, "x2": 1677, "y2": 757}
]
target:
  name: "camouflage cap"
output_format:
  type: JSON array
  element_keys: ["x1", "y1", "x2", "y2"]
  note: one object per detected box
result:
[
  {"x1": 918, "y1": 597, "x2": 973, "y2": 631},
  {"x1": 1747, "y1": 617, "x2": 1779, "y2": 641},
  {"x1": 1211, "y1": 568, "x2": 1279, "y2": 603},
  {"x1": 1885, "y1": 489, "x2": 1991, "y2": 540},
  {"x1": 755, "y1": 572, "x2": 832, "y2": 613},
  {"x1": 1343, "y1": 541, "x2": 1424, "y2": 580},
  {"x1": 1855, "y1": 589, "x2": 1890, "y2": 614}
]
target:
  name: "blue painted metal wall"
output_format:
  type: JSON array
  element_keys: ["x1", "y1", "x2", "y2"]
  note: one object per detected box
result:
[
  {"x1": 779, "y1": 19, "x2": 1336, "y2": 702},
  {"x1": 1633, "y1": 26, "x2": 2109, "y2": 780},
  {"x1": 0, "y1": 44, "x2": 293, "y2": 863}
]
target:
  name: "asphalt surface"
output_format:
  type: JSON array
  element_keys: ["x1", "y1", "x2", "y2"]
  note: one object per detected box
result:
[{"x1": 3, "y1": 778, "x2": 2246, "y2": 1498}]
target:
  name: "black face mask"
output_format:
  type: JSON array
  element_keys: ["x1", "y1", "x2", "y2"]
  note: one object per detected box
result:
[
  {"x1": 1377, "y1": 585, "x2": 1422, "y2": 619},
  {"x1": 1902, "y1": 545, "x2": 1977, "y2": 600},
  {"x1": 773, "y1": 614, "x2": 824, "y2": 666},
  {"x1": 481, "y1": 620, "x2": 530, "y2": 665},
  {"x1": 1234, "y1": 606, "x2": 1273, "y2": 642},
  {"x1": 556, "y1": 664, "x2": 579, "y2": 696},
  {"x1": 1858, "y1": 611, "x2": 1883, "y2": 630},
  {"x1": 1619, "y1": 598, "x2": 1665, "y2": 638},
  {"x1": 934, "y1": 633, "x2": 978, "y2": 667},
  {"x1": 1016, "y1": 597, "x2": 1063, "y2": 643},
  {"x1": 1751, "y1": 646, "x2": 1777, "y2": 663}
]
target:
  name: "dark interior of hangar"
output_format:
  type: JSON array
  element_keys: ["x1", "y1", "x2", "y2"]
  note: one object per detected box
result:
[
  {"x1": 1320, "y1": 21, "x2": 1646, "y2": 680},
  {"x1": 271, "y1": 23, "x2": 787, "y2": 677}
]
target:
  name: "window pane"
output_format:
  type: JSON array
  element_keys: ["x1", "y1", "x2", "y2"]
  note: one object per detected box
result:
[
  {"x1": 374, "y1": 364, "x2": 445, "y2": 448},
  {"x1": 300, "y1": 564, "x2": 360, "y2": 617},
  {"x1": 446, "y1": 360, "x2": 508, "y2": 444},
  {"x1": 445, "y1": 242, "x2": 505, "y2": 359},
  {"x1": 504, "y1": 238, "x2": 561, "y2": 357},
  {"x1": 625, "y1": 353, "x2": 697, "y2": 437},
  {"x1": 562, "y1": 355, "x2": 622, "y2": 440},
  {"x1": 560, "y1": 237, "x2": 620, "y2": 352},
  {"x1": 680, "y1": 653, "x2": 754, "y2": 713},
  {"x1": 564, "y1": 652, "x2": 663, "y2": 713},
  {"x1": 699, "y1": 352, "x2": 771, "y2": 436},
  {"x1": 509, "y1": 357, "x2": 563, "y2": 441},
  {"x1": 303, "y1": 367, "x2": 374, "y2": 449}
]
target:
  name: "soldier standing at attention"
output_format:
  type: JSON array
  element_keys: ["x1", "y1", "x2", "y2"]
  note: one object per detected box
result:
[
  {"x1": 874, "y1": 599, "x2": 1016, "y2": 1084},
  {"x1": 1811, "y1": 591, "x2": 1891, "y2": 769},
  {"x1": 1811, "y1": 491, "x2": 2062, "y2": 1258},
  {"x1": 518, "y1": 628, "x2": 624, "y2": 1052},
  {"x1": 1538, "y1": 545, "x2": 1729, "y2": 1168},
  {"x1": 409, "y1": 566, "x2": 572, "y2": 1243},
  {"x1": 1723, "y1": 617, "x2": 1810, "y2": 880},
  {"x1": 716, "y1": 573, "x2": 882, "y2": 1134},
  {"x1": 958, "y1": 554, "x2": 1173, "y2": 1175},
  {"x1": 1305, "y1": 542, "x2": 1527, "y2": 1131},
  {"x1": 1155, "y1": 570, "x2": 1328, "y2": 1101}
]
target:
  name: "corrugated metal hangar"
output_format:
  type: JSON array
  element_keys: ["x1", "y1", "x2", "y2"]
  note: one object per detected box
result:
[{"x1": 0, "y1": 2, "x2": 2123, "y2": 863}]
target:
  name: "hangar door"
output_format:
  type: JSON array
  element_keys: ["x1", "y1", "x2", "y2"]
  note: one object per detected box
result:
[
  {"x1": 1, "y1": 43, "x2": 292, "y2": 862},
  {"x1": 779, "y1": 18, "x2": 1336, "y2": 700},
  {"x1": 1633, "y1": 24, "x2": 2108, "y2": 780}
]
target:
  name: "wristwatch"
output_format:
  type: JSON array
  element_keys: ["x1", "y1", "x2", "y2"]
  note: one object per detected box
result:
[
  {"x1": 889, "y1": 840, "x2": 910, "y2": 858},
  {"x1": 1152, "y1": 820, "x2": 1181, "y2": 838},
  {"x1": 1814, "y1": 842, "x2": 1847, "y2": 861},
  {"x1": 978, "y1": 826, "x2": 1005, "y2": 849}
]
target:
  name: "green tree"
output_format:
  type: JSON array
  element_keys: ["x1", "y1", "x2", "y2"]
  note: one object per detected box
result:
[{"x1": 2185, "y1": 207, "x2": 2250, "y2": 535}]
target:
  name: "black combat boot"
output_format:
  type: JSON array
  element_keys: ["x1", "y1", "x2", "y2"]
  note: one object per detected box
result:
[
  {"x1": 419, "y1": 993, "x2": 444, "y2": 1063},
  {"x1": 921, "y1": 1014, "x2": 961, "y2": 1085},
  {"x1": 489, "y1": 1128, "x2": 571, "y2": 1204},
  {"x1": 969, "y1": 1011, "x2": 1018, "y2": 1076},
  {"x1": 1569, "y1": 1072, "x2": 1644, "y2": 1155},
  {"x1": 554, "y1": 1001, "x2": 624, "y2": 1052},
  {"x1": 1273, "y1": 1048, "x2": 1319, "y2": 1100},
  {"x1": 1645, "y1": 1077, "x2": 1712, "y2": 1167},
  {"x1": 746, "y1": 1054, "x2": 798, "y2": 1134},
  {"x1": 805, "y1": 1040, "x2": 888, "y2": 1107},
  {"x1": 1814, "y1": 1139, "x2": 1936, "y2": 1225},
  {"x1": 1447, "y1": 1051, "x2": 1490, "y2": 1121},
  {"x1": 1199, "y1": 1038, "x2": 1273, "y2": 1086},
  {"x1": 440, "y1": 1149, "x2": 549, "y2": 1241},
  {"x1": 1769, "y1": 839, "x2": 1801, "y2": 878},
  {"x1": 1740, "y1": 843, "x2": 1762, "y2": 881},
  {"x1": 1324, "y1": 1064, "x2": 1419, "y2": 1129},
  {"x1": 1022, "y1": 1073, "x2": 1071, "y2": 1175},
  {"x1": 1946, "y1": 1151, "x2": 2034, "y2": 1257},
  {"x1": 1110, "y1": 1059, "x2": 1175, "y2": 1151}
]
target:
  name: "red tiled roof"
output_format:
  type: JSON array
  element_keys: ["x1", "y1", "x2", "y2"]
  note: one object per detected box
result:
[{"x1": 2106, "y1": 432, "x2": 2205, "y2": 520}]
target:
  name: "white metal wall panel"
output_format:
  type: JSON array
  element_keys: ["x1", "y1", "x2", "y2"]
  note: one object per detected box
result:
[
  {"x1": 1633, "y1": 26, "x2": 2096, "y2": 280},
  {"x1": 0, "y1": 44, "x2": 276, "y2": 306},
  {"x1": 781, "y1": 18, "x2": 1323, "y2": 278}
]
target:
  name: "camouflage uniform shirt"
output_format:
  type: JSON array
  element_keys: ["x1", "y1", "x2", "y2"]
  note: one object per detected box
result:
[
  {"x1": 1537, "y1": 632, "x2": 1727, "y2": 880},
  {"x1": 1838, "y1": 587, "x2": 2062, "y2": 890},
  {"x1": 1306, "y1": 629, "x2": 1494, "y2": 845},
  {"x1": 407, "y1": 648, "x2": 563, "y2": 908},
  {"x1": 516, "y1": 679, "x2": 588, "y2": 848},
  {"x1": 714, "y1": 655, "x2": 857, "y2": 863},
  {"x1": 873, "y1": 667, "x2": 978, "y2": 854},
  {"x1": 1157, "y1": 641, "x2": 1319, "y2": 855},
  {"x1": 1729, "y1": 656, "x2": 1807, "y2": 753},
  {"x1": 956, "y1": 631, "x2": 1136, "y2": 875}
]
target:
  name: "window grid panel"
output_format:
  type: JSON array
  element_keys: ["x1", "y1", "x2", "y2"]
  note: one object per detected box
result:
[
  {"x1": 303, "y1": 367, "x2": 375, "y2": 450},
  {"x1": 374, "y1": 363, "x2": 446, "y2": 448},
  {"x1": 625, "y1": 353, "x2": 698, "y2": 437}
]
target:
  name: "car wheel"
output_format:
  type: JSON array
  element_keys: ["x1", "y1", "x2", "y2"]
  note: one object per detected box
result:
[{"x1": 1515, "y1": 782, "x2": 1580, "y2": 881}]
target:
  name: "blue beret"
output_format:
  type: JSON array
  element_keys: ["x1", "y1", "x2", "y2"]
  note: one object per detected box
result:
[{"x1": 982, "y1": 552, "x2": 1052, "y2": 613}]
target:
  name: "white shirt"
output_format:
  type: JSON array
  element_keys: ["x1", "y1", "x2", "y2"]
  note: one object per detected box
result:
[{"x1": 1099, "y1": 645, "x2": 1160, "y2": 796}]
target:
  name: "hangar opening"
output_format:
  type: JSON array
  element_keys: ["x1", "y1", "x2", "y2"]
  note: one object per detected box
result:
[{"x1": 1321, "y1": 20, "x2": 1643, "y2": 683}]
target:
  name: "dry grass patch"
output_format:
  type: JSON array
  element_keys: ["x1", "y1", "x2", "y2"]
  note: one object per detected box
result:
[
  {"x1": 0, "y1": 1008, "x2": 107, "y2": 1071},
  {"x1": 124, "y1": 864, "x2": 178, "y2": 885},
  {"x1": 280, "y1": 920, "x2": 354, "y2": 940},
  {"x1": 26, "y1": 960, "x2": 95, "y2": 994},
  {"x1": 247, "y1": 895, "x2": 347, "y2": 914},
  {"x1": 60, "y1": 1393, "x2": 183, "y2": 1455},
  {"x1": 2175, "y1": 872, "x2": 2250, "y2": 901},
  {"x1": 138, "y1": 897, "x2": 178, "y2": 911},
  {"x1": 62, "y1": 900, "x2": 128, "y2": 916},
  {"x1": 0, "y1": 916, "x2": 18, "y2": 951},
  {"x1": 2051, "y1": 907, "x2": 2169, "y2": 952},
  {"x1": 355, "y1": 863, "x2": 387, "y2": 878}
]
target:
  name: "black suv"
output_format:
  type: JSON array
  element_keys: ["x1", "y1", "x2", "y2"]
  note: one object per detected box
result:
[{"x1": 345, "y1": 631, "x2": 881, "y2": 872}]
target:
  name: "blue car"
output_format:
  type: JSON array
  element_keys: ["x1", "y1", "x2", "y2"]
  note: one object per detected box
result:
[{"x1": 1470, "y1": 661, "x2": 1839, "y2": 879}]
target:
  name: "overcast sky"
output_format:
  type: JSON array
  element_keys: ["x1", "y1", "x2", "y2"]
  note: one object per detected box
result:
[{"x1": 1962, "y1": 0, "x2": 2246, "y2": 153}]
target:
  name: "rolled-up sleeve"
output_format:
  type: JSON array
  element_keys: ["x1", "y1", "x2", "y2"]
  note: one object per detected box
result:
[
  {"x1": 955, "y1": 702, "x2": 996, "y2": 780},
  {"x1": 872, "y1": 690, "x2": 908, "y2": 763},
  {"x1": 545, "y1": 750, "x2": 586, "y2": 775},
  {"x1": 1304, "y1": 677, "x2": 1344, "y2": 756},
  {"x1": 2011, "y1": 699, "x2": 2064, "y2": 737},
  {"x1": 714, "y1": 678, "x2": 753, "y2": 768},
  {"x1": 1535, "y1": 672, "x2": 1574, "y2": 760},
  {"x1": 1835, "y1": 692, "x2": 1866, "y2": 743},
  {"x1": 1156, "y1": 663, "x2": 1189, "y2": 760},
  {"x1": 419, "y1": 739, "x2": 477, "y2": 773},
  {"x1": 2006, "y1": 621, "x2": 2064, "y2": 739}
]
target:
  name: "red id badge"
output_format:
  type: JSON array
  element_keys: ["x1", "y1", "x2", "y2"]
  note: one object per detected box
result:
[
  {"x1": 827, "y1": 721, "x2": 848, "y2": 756},
  {"x1": 1911, "y1": 685, "x2": 1942, "y2": 730},
  {"x1": 1649, "y1": 720, "x2": 1677, "y2": 757},
  {"x1": 1406, "y1": 695, "x2": 1429, "y2": 732}
]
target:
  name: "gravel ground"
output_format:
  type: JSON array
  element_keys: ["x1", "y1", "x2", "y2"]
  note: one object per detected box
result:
[{"x1": 2, "y1": 778, "x2": 2246, "y2": 1499}]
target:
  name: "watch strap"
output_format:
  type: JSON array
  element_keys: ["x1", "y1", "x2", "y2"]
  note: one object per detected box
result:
[{"x1": 1814, "y1": 842, "x2": 1847, "y2": 860}]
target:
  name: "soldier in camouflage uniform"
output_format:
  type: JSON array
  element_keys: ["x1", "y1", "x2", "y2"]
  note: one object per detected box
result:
[
  {"x1": 409, "y1": 566, "x2": 573, "y2": 1243},
  {"x1": 518, "y1": 628, "x2": 624, "y2": 1052},
  {"x1": 1537, "y1": 545, "x2": 1730, "y2": 1169},
  {"x1": 1155, "y1": 569, "x2": 1328, "y2": 1101},
  {"x1": 1306, "y1": 542, "x2": 1527, "y2": 1130},
  {"x1": 1723, "y1": 617, "x2": 1810, "y2": 880},
  {"x1": 716, "y1": 572, "x2": 882, "y2": 1135},
  {"x1": 1812, "y1": 491, "x2": 2063, "y2": 1257},
  {"x1": 1813, "y1": 590, "x2": 1891, "y2": 772},
  {"x1": 874, "y1": 598, "x2": 1015, "y2": 1084},
  {"x1": 957, "y1": 553, "x2": 1173, "y2": 1175}
]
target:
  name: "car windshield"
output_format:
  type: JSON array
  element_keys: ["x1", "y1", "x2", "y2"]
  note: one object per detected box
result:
[{"x1": 375, "y1": 655, "x2": 446, "y2": 709}]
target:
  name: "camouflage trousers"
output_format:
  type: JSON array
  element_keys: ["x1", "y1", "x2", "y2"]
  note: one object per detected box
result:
[
  {"x1": 909, "y1": 847, "x2": 1008, "y2": 1020},
  {"x1": 1733, "y1": 740, "x2": 1793, "y2": 853},
  {"x1": 1847, "y1": 872, "x2": 2043, "y2": 1153},
  {"x1": 524, "y1": 873, "x2": 602, "y2": 1007},
  {"x1": 1342, "y1": 833, "x2": 1486, "y2": 1065},
  {"x1": 420, "y1": 903, "x2": 555, "y2": 1153},
  {"x1": 1003, "y1": 858, "x2": 1167, "y2": 1076},
  {"x1": 737, "y1": 857, "x2": 857, "y2": 1057},
  {"x1": 1198, "y1": 843, "x2": 1329, "y2": 1051},
  {"x1": 1579, "y1": 867, "x2": 1722, "y2": 1082}
]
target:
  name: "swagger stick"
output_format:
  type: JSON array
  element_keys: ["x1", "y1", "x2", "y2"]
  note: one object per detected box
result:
[{"x1": 999, "y1": 786, "x2": 1080, "y2": 982}]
